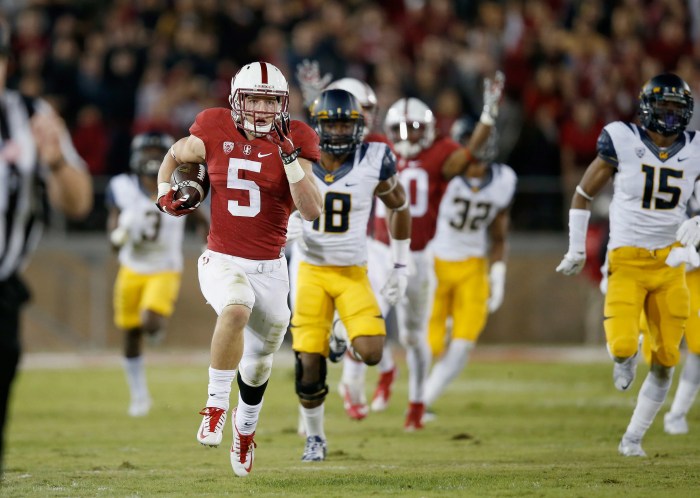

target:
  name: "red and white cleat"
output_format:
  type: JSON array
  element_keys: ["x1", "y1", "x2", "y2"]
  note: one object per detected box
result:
[
  {"x1": 231, "y1": 409, "x2": 257, "y2": 477},
  {"x1": 338, "y1": 381, "x2": 369, "y2": 420},
  {"x1": 371, "y1": 366, "x2": 397, "y2": 412},
  {"x1": 404, "y1": 402, "x2": 425, "y2": 432},
  {"x1": 196, "y1": 406, "x2": 227, "y2": 447}
]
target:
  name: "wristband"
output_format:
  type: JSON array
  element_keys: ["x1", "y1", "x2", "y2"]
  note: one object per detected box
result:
[
  {"x1": 568, "y1": 209, "x2": 591, "y2": 254},
  {"x1": 157, "y1": 182, "x2": 171, "y2": 199},
  {"x1": 479, "y1": 110, "x2": 495, "y2": 126},
  {"x1": 390, "y1": 238, "x2": 411, "y2": 267},
  {"x1": 284, "y1": 158, "x2": 305, "y2": 184}
]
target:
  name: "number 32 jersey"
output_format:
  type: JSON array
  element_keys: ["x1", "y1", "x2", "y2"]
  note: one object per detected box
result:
[
  {"x1": 600, "y1": 122, "x2": 700, "y2": 250},
  {"x1": 430, "y1": 164, "x2": 517, "y2": 261}
]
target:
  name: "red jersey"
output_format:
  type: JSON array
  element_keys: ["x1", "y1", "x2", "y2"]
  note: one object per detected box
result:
[
  {"x1": 190, "y1": 108, "x2": 320, "y2": 260},
  {"x1": 373, "y1": 136, "x2": 460, "y2": 251}
]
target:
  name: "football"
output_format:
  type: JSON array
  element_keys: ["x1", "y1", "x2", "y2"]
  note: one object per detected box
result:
[{"x1": 170, "y1": 163, "x2": 210, "y2": 208}]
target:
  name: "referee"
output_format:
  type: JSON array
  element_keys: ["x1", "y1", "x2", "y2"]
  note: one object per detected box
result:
[{"x1": 0, "y1": 21, "x2": 92, "y2": 474}]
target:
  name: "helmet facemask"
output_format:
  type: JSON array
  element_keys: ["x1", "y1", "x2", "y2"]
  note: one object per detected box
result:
[
  {"x1": 230, "y1": 91, "x2": 288, "y2": 137},
  {"x1": 638, "y1": 74, "x2": 694, "y2": 137},
  {"x1": 317, "y1": 117, "x2": 365, "y2": 156},
  {"x1": 384, "y1": 98, "x2": 435, "y2": 158}
]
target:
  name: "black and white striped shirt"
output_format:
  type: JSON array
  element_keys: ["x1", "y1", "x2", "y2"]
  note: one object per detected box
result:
[{"x1": 0, "y1": 90, "x2": 85, "y2": 280}]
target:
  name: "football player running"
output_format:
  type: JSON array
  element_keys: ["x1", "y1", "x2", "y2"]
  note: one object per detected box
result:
[
  {"x1": 370, "y1": 72, "x2": 505, "y2": 430},
  {"x1": 156, "y1": 62, "x2": 322, "y2": 477},
  {"x1": 422, "y1": 122, "x2": 516, "y2": 416},
  {"x1": 293, "y1": 64, "x2": 399, "y2": 420},
  {"x1": 291, "y1": 88, "x2": 411, "y2": 461},
  {"x1": 557, "y1": 73, "x2": 700, "y2": 457},
  {"x1": 107, "y1": 131, "x2": 207, "y2": 418}
]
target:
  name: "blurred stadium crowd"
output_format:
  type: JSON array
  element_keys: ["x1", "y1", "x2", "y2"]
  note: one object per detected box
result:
[{"x1": 4, "y1": 0, "x2": 700, "y2": 230}]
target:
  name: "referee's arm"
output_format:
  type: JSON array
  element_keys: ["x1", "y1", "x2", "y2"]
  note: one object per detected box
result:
[{"x1": 32, "y1": 110, "x2": 92, "y2": 219}]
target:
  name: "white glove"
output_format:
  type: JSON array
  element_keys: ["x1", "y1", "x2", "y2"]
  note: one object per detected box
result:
[
  {"x1": 487, "y1": 262, "x2": 506, "y2": 313},
  {"x1": 480, "y1": 70, "x2": 505, "y2": 126},
  {"x1": 556, "y1": 251, "x2": 586, "y2": 276},
  {"x1": 296, "y1": 59, "x2": 332, "y2": 107},
  {"x1": 110, "y1": 209, "x2": 141, "y2": 247},
  {"x1": 381, "y1": 265, "x2": 408, "y2": 306},
  {"x1": 676, "y1": 216, "x2": 700, "y2": 247},
  {"x1": 665, "y1": 245, "x2": 700, "y2": 269}
]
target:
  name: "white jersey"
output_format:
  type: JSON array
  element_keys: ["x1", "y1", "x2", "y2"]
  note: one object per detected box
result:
[
  {"x1": 431, "y1": 163, "x2": 517, "y2": 261},
  {"x1": 107, "y1": 174, "x2": 186, "y2": 273},
  {"x1": 298, "y1": 142, "x2": 396, "y2": 266},
  {"x1": 602, "y1": 122, "x2": 700, "y2": 250}
]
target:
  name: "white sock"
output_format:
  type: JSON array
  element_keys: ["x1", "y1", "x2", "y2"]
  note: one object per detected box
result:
[
  {"x1": 206, "y1": 366, "x2": 236, "y2": 411},
  {"x1": 342, "y1": 355, "x2": 367, "y2": 385},
  {"x1": 123, "y1": 356, "x2": 149, "y2": 401},
  {"x1": 301, "y1": 404, "x2": 325, "y2": 438},
  {"x1": 405, "y1": 333, "x2": 432, "y2": 403},
  {"x1": 235, "y1": 395, "x2": 263, "y2": 435},
  {"x1": 377, "y1": 343, "x2": 395, "y2": 374},
  {"x1": 625, "y1": 369, "x2": 673, "y2": 439},
  {"x1": 423, "y1": 340, "x2": 474, "y2": 407},
  {"x1": 669, "y1": 353, "x2": 700, "y2": 417}
]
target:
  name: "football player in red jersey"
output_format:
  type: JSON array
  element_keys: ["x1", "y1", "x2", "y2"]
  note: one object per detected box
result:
[
  {"x1": 371, "y1": 72, "x2": 505, "y2": 430},
  {"x1": 156, "y1": 61, "x2": 322, "y2": 477}
]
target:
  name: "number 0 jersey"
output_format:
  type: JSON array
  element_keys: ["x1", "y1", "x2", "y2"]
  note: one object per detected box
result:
[
  {"x1": 600, "y1": 122, "x2": 700, "y2": 250},
  {"x1": 297, "y1": 142, "x2": 396, "y2": 266},
  {"x1": 431, "y1": 163, "x2": 517, "y2": 260},
  {"x1": 107, "y1": 173, "x2": 186, "y2": 273}
]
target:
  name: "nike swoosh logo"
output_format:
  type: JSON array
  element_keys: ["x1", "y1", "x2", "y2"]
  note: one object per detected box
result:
[
  {"x1": 258, "y1": 152, "x2": 272, "y2": 158},
  {"x1": 345, "y1": 183, "x2": 357, "y2": 187},
  {"x1": 678, "y1": 157, "x2": 690, "y2": 162}
]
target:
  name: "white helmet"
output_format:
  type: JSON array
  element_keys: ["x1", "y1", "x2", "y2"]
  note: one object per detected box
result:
[
  {"x1": 229, "y1": 61, "x2": 289, "y2": 136},
  {"x1": 326, "y1": 78, "x2": 378, "y2": 134},
  {"x1": 384, "y1": 98, "x2": 435, "y2": 158}
]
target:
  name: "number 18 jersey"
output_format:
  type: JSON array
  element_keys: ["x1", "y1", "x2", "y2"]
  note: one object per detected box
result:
[{"x1": 600, "y1": 122, "x2": 700, "y2": 250}]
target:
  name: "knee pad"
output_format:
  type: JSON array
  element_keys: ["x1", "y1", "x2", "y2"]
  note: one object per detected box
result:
[
  {"x1": 294, "y1": 352, "x2": 328, "y2": 402},
  {"x1": 239, "y1": 353, "x2": 274, "y2": 387}
]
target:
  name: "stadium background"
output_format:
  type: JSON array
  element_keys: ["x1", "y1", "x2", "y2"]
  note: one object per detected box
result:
[{"x1": 7, "y1": 0, "x2": 697, "y2": 352}]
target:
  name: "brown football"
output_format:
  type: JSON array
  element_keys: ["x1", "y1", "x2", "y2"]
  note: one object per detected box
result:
[{"x1": 170, "y1": 163, "x2": 210, "y2": 208}]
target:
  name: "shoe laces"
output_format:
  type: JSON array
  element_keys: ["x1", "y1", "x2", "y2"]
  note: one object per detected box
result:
[
  {"x1": 234, "y1": 426, "x2": 257, "y2": 463},
  {"x1": 199, "y1": 407, "x2": 225, "y2": 433}
]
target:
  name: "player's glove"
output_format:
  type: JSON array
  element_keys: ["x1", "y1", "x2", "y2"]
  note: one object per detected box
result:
[
  {"x1": 267, "y1": 117, "x2": 301, "y2": 165},
  {"x1": 676, "y1": 216, "x2": 700, "y2": 247},
  {"x1": 556, "y1": 251, "x2": 586, "y2": 276},
  {"x1": 665, "y1": 245, "x2": 700, "y2": 269},
  {"x1": 487, "y1": 261, "x2": 506, "y2": 313},
  {"x1": 381, "y1": 264, "x2": 408, "y2": 306},
  {"x1": 296, "y1": 59, "x2": 332, "y2": 107},
  {"x1": 156, "y1": 181, "x2": 193, "y2": 217},
  {"x1": 480, "y1": 70, "x2": 505, "y2": 126}
]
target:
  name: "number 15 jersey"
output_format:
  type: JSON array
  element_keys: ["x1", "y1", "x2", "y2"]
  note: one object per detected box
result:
[{"x1": 600, "y1": 122, "x2": 700, "y2": 250}]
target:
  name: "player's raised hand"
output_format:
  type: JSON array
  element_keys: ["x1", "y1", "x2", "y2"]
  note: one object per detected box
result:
[
  {"x1": 296, "y1": 59, "x2": 333, "y2": 107},
  {"x1": 556, "y1": 251, "x2": 586, "y2": 276},
  {"x1": 481, "y1": 70, "x2": 505, "y2": 126},
  {"x1": 677, "y1": 216, "x2": 700, "y2": 247}
]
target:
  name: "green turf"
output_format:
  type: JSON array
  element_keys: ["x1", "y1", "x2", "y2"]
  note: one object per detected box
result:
[{"x1": 2, "y1": 351, "x2": 700, "y2": 497}]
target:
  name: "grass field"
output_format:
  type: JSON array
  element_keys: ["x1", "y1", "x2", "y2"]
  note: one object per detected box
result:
[{"x1": 2, "y1": 348, "x2": 700, "y2": 497}]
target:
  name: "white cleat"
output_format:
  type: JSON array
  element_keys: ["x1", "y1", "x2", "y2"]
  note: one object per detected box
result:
[
  {"x1": 610, "y1": 349, "x2": 639, "y2": 391},
  {"x1": 128, "y1": 396, "x2": 152, "y2": 417},
  {"x1": 338, "y1": 381, "x2": 369, "y2": 420},
  {"x1": 301, "y1": 435, "x2": 327, "y2": 462},
  {"x1": 664, "y1": 412, "x2": 689, "y2": 435},
  {"x1": 197, "y1": 406, "x2": 227, "y2": 447},
  {"x1": 618, "y1": 434, "x2": 647, "y2": 457},
  {"x1": 230, "y1": 409, "x2": 257, "y2": 477}
]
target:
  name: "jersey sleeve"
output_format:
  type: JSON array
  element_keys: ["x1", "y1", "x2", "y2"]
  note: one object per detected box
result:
[
  {"x1": 189, "y1": 109, "x2": 218, "y2": 162},
  {"x1": 596, "y1": 128, "x2": 618, "y2": 167},
  {"x1": 379, "y1": 145, "x2": 397, "y2": 180},
  {"x1": 290, "y1": 120, "x2": 321, "y2": 162}
]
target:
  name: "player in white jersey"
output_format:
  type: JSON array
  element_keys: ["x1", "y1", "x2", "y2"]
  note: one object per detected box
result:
[
  {"x1": 107, "y1": 131, "x2": 208, "y2": 417},
  {"x1": 557, "y1": 73, "x2": 700, "y2": 457},
  {"x1": 423, "y1": 125, "x2": 516, "y2": 414},
  {"x1": 291, "y1": 89, "x2": 411, "y2": 462}
]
